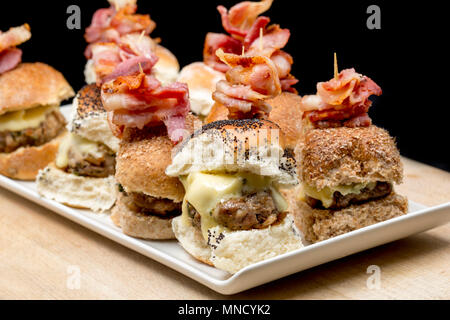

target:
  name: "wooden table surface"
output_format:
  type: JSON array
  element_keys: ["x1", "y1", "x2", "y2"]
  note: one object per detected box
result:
[{"x1": 0, "y1": 158, "x2": 449, "y2": 300}]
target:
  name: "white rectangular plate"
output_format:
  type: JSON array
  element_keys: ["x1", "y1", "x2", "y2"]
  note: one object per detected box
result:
[{"x1": 1, "y1": 105, "x2": 449, "y2": 295}]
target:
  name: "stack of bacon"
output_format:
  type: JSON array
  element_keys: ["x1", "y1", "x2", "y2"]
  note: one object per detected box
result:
[
  {"x1": 101, "y1": 70, "x2": 190, "y2": 144},
  {"x1": 299, "y1": 69, "x2": 382, "y2": 128},
  {"x1": 204, "y1": 0, "x2": 298, "y2": 93},
  {"x1": 211, "y1": 49, "x2": 281, "y2": 119},
  {"x1": 0, "y1": 24, "x2": 31, "y2": 75},
  {"x1": 84, "y1": 0, "x2": 159, "y2": 84}
]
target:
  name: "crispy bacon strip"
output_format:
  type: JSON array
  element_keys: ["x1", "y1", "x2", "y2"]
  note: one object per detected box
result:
[
  {"x1": 203, "y1": 33, "x2": 242, "y2": 73},
  {"x1": 0, "y1": 24, "x2": 31, "y2": 52},
  {"x1": 203, "y1": 1, "x2": 297, "y2": 92},
  {"x1": 0, "y1": 24, "x2": 31, "y2": 74},
  {"x1": 85, "y1": 3, "x2": 155, "y2": 45},
  {"x1": 218, "y1": 0, "x2": 273, "y2": 39},
  {"x1": 0, "y1": 48, "x2": 22, "y2": 74},
  {"x1": 299, "y1": 68, "x2": 382, "y2": 128},
  {"x1": 212, "y1": 49, "x2": 280, "y2": 118},
  {"x1": 89, "y1": 34, "x2": 158, "y2": 84},
  {"x1": 101, "y1": 73, "x2": 190, "y2": 142}
]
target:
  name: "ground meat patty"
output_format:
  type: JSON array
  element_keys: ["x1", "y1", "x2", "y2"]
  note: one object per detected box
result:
[
  {"x1": 122, "y1": 191, "x2": 181, "y2": 217},
  {"x1": 214, "y1": 191, "x2": 280, "y2": 230},
  {"x1": 187, "y1": 191, "x2": 280, "y2": 231},
  {"x1": 65, "y1": 145, "x2": 116, "y2": 178},
  {"x1": 306, "y1": 182, "x2": 393, "y2": 210},
  {"x1": 0, "y1": 110, "x2": 66, "y2": 153}
]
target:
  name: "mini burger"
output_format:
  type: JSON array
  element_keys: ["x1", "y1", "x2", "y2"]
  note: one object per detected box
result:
[
  {"x1": 292, "y1": 67, "x2": 408, "y2": 243},
  {"x1": 0, "y1": 24, "x2": 74, "y2": 180},
  {"x1": 166, "y1": 119, "x2": 303, "y2": 274},
  {"x1": 84, "y1": 0, "x2": 179, "y2": 86},
  {"x1": 37, "y1": 84, "x2": 120, "y2": 212},
  {"x1": 180, "y1": 0, "x2": 298, "y2": 120},
  {"x1": 101, "y1": 66, "x2": 199, "y2": 239}
]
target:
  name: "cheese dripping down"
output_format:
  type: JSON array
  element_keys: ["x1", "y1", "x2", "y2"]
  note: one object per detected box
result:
[{"x1": 180, "y1": 172, "x2": 288, "y2": 240}]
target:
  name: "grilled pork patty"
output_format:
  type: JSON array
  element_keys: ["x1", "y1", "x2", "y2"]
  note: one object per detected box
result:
[
  {"x1": 305, "y1": 182, "x2": 393, "y2": 210},
  {"x1": 0, "y1": 110, "x2": 66, "y2": 153}
]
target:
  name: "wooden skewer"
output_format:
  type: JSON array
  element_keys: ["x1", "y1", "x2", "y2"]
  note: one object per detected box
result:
[
  {"x1": 138, "y1": 62, "x2": 143, "y2": 74},
  {"x1": 334, "y1": 52, "x2": 339, "y2": 79},
  {"x1": 242, "y1": 45, "x2": 245, "y2": 56},
  {"x1": 138, "y1": 30, "x2": 145, "y2": 43},
  {"x1": 259, "y1": 27, "x2": 264, "y2": 53}
]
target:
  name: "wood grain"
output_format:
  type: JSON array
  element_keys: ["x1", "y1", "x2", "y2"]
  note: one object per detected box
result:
[{"x1": 0, "y1": 157, "x2": 449, "y2": 299}]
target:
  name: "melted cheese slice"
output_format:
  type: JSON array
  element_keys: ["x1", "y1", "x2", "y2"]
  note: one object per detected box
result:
[
  {"x1": 181, "y1": 172, "x2": 288, "y2": 240},
  {"x1": 55, "y1": 132, "x2": 104, "y2": 169},
  {"x1": 303, "y1": 182, "x2": 377, "y2": 208},
  {"x1": 0, "y1": 105, "x2": 58, "y2": 132}
]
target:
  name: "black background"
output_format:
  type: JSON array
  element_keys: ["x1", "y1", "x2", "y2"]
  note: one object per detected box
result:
[{"x1": 1, "y1": 0, "x2": 448, "y2": 171}]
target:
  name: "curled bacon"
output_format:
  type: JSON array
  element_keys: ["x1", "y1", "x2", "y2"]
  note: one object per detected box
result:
[
  {"x1": 212, "y1": 49, "x2": 280, "y2": 118},
  {"x1": 218, "y1": 0, "x2": 273, "y2": 39},
  {"x1": 0, "y1": 48, "x2": 22, "y2": 74},
  {"x1": 203, "y1": 1, "x2": 297, "y2": 92},
  {"x1": 203, "y1": 33, "x2": 242, "y2": 73},
  {"x1": 85, "y1": 2, "x2": 155, "y2": 46},
  {"x1": 89, "y1": 34, "x2": 158, "y2": 84},
  {"x1": 0, "y1": 24, "x2": 31, "y2": 52},
  {"x1": 299, "y1": 68, "x2": 382, "y2": 128},
  {"x1": 0, "y1": 24, "x2": 31, "y2": 74},
  {"x1": 101, "y1": 73, "x2": 190, "y2": 142}
]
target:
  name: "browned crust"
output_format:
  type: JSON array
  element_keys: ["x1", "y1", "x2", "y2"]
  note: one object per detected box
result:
[
  {"x1": 0, "y1": 130, "x2": 67, "y2": 180},
  {"x1": 205, "y1": 102, "x2": 229, "y2": 124},
  {"x1": 116, "y1": 132, "x2": 185, "y2": 202},
  {"x1": 112, "y1": 194, "x2": 176, "y2": 240},
  {"x1": 267, "y1": 92, "x2": 303, "y2": 149},
  {"x1": 0, "y1": 63, "x2": 75, "y2": 115},
  {"x1": 292, "y1": 192, "x2": 408, "y2": 243},
  {"x1": 299, "y1": 126, "x2": 403, "y2": 189},
  {"x1": 206, "y1": 93, "x2": 303, "y2": 149}
]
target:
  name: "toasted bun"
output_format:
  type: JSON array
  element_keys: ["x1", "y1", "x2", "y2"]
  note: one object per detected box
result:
[
  {"x1": 267, "y1": 92, "x2": 303, "y2": 149},
  {"x1": 112, "y1": 193, "x2": 175, "y2": 240},
  {"x1": 205, "y1": 92, "x2": 304, "y2": 149},
  {"x1": 289, "y1": 191, "x2": 408, "y2": 243},
  {"x1": 70, "y1": 84, "x2": 120, "y2": 152},
  {"x1": 172, "y1": 214, "x2": 303, "y2": 274},
  {"x1": 0, "y1": 63, "x2": 75, "y2": 115},
  {"x1": 299, "y1": 126, "x2": 403, "y2": 190},
  {"x1": 36, "y1": 163, "x2": 117, "y2": 212},
  {"x1": 166, "y1": 119, "x2": 298, "y2": 187},
  {"x1": 0, "y1": 130, "x2": 67, "y2": 180},
  {"x1": 152, "y1": 45, "x2": 180, "y2": 85},
  {"x1": 116, "y1": 131, "x2": 184, "y2": 202},
  {"x1": 177, "y1": 62, "x2": 225, "y2": 117}
]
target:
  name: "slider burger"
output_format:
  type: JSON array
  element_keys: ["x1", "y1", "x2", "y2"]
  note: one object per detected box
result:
[
  {"x1": 166, "y1": 119, "x2": 303, "y2": 274},
  {"x1": 37, "y1": 84, "x2": 120, "y2": 212},
  {"x1": 179, "y1": 0, "x2": 298, "y2": 119},
  {"x1": 293, "y1": 68, "x2": 408, "y2": 243},
  {"x1": 84, "y1": 0, "x2": 179, "y2": 86},
  {"x1": 0, "y1": 24, "x2": 74, "y2": 180},
  {"x1": 101, "y1": 68, "x2": 197, "y2": 239}
]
